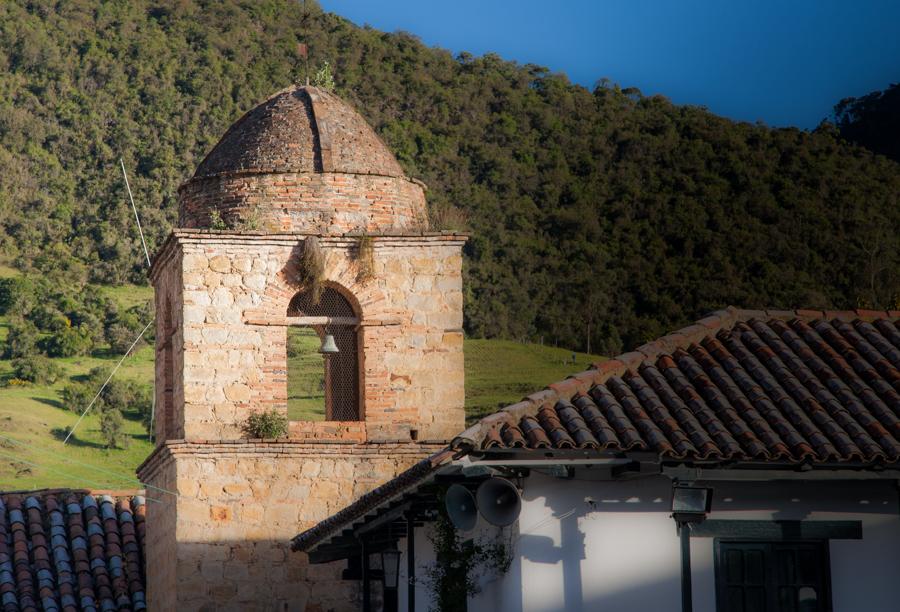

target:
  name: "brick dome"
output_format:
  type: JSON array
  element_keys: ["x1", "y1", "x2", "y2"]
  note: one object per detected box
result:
[{"x1": 178, "y1": 85, "x2": 428, "y2": 234}]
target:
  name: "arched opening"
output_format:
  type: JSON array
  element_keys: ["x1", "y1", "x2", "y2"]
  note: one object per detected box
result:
[
  {"x1": 161, "y1": 298, "x2": 176, "y2": 440},
  {"x1": 286, "y1": 286, "x2": 361, "y2": 421}
]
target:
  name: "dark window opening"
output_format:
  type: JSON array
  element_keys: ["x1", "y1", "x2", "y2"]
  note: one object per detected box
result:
[
  {"x1": 716, "y1": 541, "x2": 830, "y2": 612},
  {"x1": 287, "y1": 287, "x2": 360, "y2": 421},
  {"x1": 161, "y1": 299, "x2": 176, "y2": 440}
]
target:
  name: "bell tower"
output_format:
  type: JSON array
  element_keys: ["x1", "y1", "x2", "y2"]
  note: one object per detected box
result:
[{"x1": 138, "y1": 86, "x2": 465, "y2": 610}]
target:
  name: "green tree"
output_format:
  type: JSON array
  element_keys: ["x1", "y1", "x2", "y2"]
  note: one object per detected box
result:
[
  {"x1": 40, "y1": 324, "x2": 93, "y2": 358},
  {"x1": 99, "y1": 405, "x2": 126, "y2": 449},
  {"x1": 833, "y1": 82, "x2": 900, "y2": 162},
  {"x1": 11, "y1": 355, "x2": 63, "y2": 385},
  {"x1": 4, "y1": 319, "x2": 39, "y2": 359},
  {"x1": 60, "y1": 382, "x2": 95, "y2": 414}
]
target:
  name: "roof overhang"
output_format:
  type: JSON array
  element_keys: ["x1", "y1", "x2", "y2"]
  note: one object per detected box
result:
[{"x1": 295, "y1": 447, "x2": 900, "y2": 564}]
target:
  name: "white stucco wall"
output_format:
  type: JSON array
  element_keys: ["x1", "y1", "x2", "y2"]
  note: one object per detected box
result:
[{"x1": 398, "y1": 471, "x2": 900, "y2": 612}]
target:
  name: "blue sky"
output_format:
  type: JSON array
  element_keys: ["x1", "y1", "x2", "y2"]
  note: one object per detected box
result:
[{"x1": 319, "y1": 0, "x2": 900, "y2": 128}]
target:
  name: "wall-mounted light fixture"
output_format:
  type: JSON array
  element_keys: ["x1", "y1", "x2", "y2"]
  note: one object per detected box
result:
[
  {"x1": 381, "y1": 546, "x2": 402, "y2": 590},
  {"x1": 671, "y1": 484, "x2": 712, "y2": 524}
]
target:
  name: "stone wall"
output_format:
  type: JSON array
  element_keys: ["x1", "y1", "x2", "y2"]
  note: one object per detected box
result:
[
  {"x1": 150, "y1": 231, "x2": 466, "y2": 443},
  {"x1": 178, "y1": 173, "x2": 428, "y2": 235},
  {"x1": 142, "y1": 456, "x2": 178, "y2": 611},
  {"x1": 145, "y1": 229, "x2": 465, "y2": 609},
  {"x1": 138, "y1": 441, "x2": 443, "y2": 611}
]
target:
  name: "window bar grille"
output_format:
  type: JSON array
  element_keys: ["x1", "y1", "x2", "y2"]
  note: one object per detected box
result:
[{"x1": 287, "y1": 287, "x2": 360, "y2": 421}]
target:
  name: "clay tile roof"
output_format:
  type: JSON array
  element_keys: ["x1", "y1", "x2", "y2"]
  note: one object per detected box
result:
[
  {"x1": 294, "y1": 308, "x2": 900, "y2": 553},
  {"x1": 193, "y1": 85, "x2": 405, "y2": 180},
  {"x1": 453, "y1": 308, "x2": 900, "y2": 463},
  {"x1": 0, "y1": 491, "x2": 147, "y2": 612}
]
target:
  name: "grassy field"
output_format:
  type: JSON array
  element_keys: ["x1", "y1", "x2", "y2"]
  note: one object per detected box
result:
[
  {"x1": 463, "y1": 340, "x2": 604, "y2": 422},
  {"x1": 0, "y1": 345, "x2": 155, "y2": 491},
  {"x1": 0, "y1": 280, "x2": 604, "y2": 490},
  {"x1": 0, "y1": 282, "x2": 156, "y2": 491},
  {"x1": 286, "y1": 327, "x2": 327, "y2": 421}
]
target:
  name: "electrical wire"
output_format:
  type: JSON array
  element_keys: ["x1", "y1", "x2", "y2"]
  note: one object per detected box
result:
[
  {"x1": 1, "y1": 159, "x2": 160, "y2": 496},
  {"x1": 63, "y1": 320, "x2": 153, "y2": 445},
  {"x1": 0, "y1": 448, "x2": 160, "y2": 503},
  {"x1": 120, "y1": 158, "x2": 151, "y2": 268},
  {"x1": 148, "y1": 391, "x2": 156, "y2": 445},
  {"x1": 0, "y1": 432, "x2": 178, "y2": 500}
]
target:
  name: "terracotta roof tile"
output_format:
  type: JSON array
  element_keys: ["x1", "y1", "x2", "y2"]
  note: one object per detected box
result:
[
  {"x1": 463, "y1": 312, "x2": 900, "y2": 464},
  {"x1": 587, "y1": 384, "x2": 645, "y2": 450},
  {"x1": 519, "y1": 416, "x2": 552, "y2": 448},
  {"x1": 853, "y1": 320, "x2": 900, "y2": 372},
  {"x1": 570, "y1": 394, "x2": 621, "y2": 450},
  {"x1": 498, "y1": 422, "x2": 528, "y2": 448},
  {"x1": 556, "y1": 400, "x2": 600, "y2": 449},
  {"x1": 0, "y1": 492, "x2": 146, "y2": 611}
]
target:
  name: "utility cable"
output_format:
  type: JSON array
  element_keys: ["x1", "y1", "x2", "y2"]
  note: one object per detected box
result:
[
  {"x1": 0, "y1": 448, "x2": 160, "y2": 503},
  {"x1": 120, "y1": 158, "x2": 151, "y2": 268},
  {"x1": 63, "y1": 320, "x2": 153, "y2": 445},
  {"x1": 148, "y1": 391, "x2": 156, "y2": 446},
  {"x1": 0, "y1": 432, "x2": 178, "y2": 500}
]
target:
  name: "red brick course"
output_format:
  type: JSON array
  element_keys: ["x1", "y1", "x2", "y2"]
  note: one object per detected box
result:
[{"x1": 179, "y1": 171, "x2": 428, "y2": 234}]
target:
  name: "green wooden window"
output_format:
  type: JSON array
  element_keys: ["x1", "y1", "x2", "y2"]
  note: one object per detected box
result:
[{"x1": 716, "y1": 540, "x2": 831, "y2": 612}]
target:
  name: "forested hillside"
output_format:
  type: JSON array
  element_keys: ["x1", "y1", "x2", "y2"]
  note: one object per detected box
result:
[
  {"x1": 834, "y1": 82, "x2": 900, "y2": 163},
  {"x1": 0, "y1": 0, "x2": 898, "y2": 354}
]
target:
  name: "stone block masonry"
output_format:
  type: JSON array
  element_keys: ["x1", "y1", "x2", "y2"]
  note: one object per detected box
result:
[
  {"x1": 150, "y1": 230, "x2": 466, "y2": 443},
  {"x1": 145, "y1": 229, "x2": 465, "y2": 610},
  {"x1": 138, "y1": 441, "x2": 443, "y2": 611}
]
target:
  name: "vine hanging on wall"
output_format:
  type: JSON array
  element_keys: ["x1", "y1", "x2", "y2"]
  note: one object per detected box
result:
[
  {"x1": 355, "y1": 235, "x2": 375, "y2": 283},
  {"x1": 297, "y1": 236, "x2": 326, "y2": 304},
  {"x1": 423, "y1": 509, "x2": 513, "y2": 612}
]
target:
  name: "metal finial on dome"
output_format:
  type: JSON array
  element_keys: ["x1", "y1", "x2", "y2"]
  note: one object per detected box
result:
[{"x1": 297, "y1": 42, "x2": 309, "y2": 87}]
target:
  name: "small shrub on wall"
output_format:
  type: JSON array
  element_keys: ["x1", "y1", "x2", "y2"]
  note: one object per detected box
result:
[
  {"x1": 424, "y1": 509, "x2": 513, "y2": 611},
  {"x1": 243, "y1": 410, "x2": 288, "y2": 439}
]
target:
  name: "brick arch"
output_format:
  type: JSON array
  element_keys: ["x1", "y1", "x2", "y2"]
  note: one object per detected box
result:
[
  {"x1": 326, "y1": 265, "x2": 387, "y2": 316},
  {"x1": 259, "y1": 247, "x2": 387, "y2": 322},
  {"x1": 307, "y1": 280, "x2": 363, "y2": 319}
]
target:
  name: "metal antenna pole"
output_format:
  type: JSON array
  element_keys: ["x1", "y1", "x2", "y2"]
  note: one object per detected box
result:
[
  {"x1": 300, "y1": 0, "x2": 310, "y2": 85},
  {"x1": 120, "y1": 159, "x2": 152, "y2": 268}
]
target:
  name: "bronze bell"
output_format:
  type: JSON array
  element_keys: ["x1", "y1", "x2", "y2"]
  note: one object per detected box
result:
[{"x1": 319, "y1": 333, "x2": 339, "y2": 354}]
